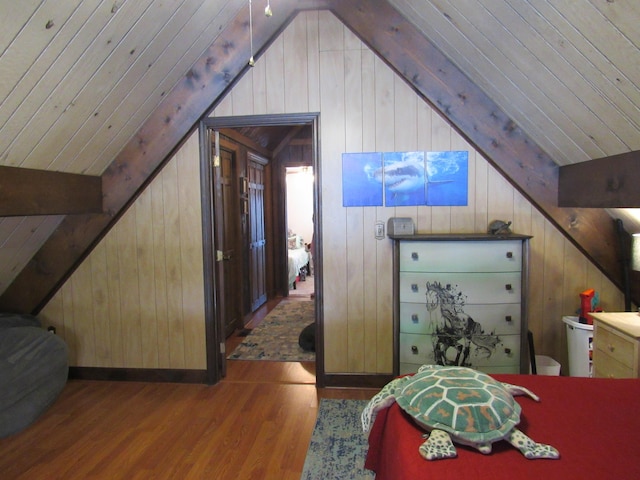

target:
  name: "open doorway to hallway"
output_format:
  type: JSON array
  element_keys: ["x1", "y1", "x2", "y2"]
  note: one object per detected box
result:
[
  {"x1": 199, "y1": 113, "x2": 323, "y2": 386},
  {"x1": 286, "y1": 166, "x2": 314, "y2": 299}
]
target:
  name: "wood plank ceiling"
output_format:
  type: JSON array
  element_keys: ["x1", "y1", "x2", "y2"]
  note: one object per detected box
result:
[{"x1": 0, "y1": 0, "x2": 639, "y2": 312}]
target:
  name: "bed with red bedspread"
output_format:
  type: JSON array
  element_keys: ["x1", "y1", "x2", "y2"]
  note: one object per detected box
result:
[{"x1": 365, "y1": 374, "x2": 640, "y2": 479}]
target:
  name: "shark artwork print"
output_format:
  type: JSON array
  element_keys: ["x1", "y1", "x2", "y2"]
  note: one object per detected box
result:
[
  {"x1": 379, "y1": 151, "x2": 426, "y2": 206},
  {"x1": 341, "y1": 152, "x2": 384, "y2": 207},
  {"x1": 341, "y1": 150, "x2": 468, "y2": 207}
]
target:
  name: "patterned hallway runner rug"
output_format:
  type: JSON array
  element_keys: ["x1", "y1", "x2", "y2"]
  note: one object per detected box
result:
[
  {"x1": 227, "y1": 300, "x2": 315, "y2": 362},
  {"x1": 301, "y1": 399, "x2": 374, "y2": 480}
]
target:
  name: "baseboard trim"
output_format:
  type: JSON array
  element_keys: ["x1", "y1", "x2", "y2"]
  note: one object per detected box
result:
[
  {"x1": 68, "y1": 367, "x2": 207, "y2": 384},
  {"x1": 322, "y1": 373, "x2": 394, "y2": 389}
]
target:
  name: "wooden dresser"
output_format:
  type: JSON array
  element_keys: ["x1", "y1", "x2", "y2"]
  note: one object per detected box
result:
[
  {"x1": 591, "y1": 311, "x2": 640, "y2": 379},
  {"x1": 390, "y1": 233, "x2": 531, "y2": 375}
]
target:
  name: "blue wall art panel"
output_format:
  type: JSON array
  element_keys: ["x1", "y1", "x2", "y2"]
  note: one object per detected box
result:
[
  {"x1": 341, "y1": 152, "x2": 383, "y2": 207},
  {"x1": 341, "y1": 150, "x2": 468, "y2": 207},
  {"x1": 382, "y1": 151, "x2": 426, "y2": 207},
  {"x1": 426, "y1": 151, "x2": 468, "y2": 206}
]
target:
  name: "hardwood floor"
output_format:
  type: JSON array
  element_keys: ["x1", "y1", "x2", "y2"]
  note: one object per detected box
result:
[{"x1": 0, "y1": 297, "x2": 377, "y2": 479}]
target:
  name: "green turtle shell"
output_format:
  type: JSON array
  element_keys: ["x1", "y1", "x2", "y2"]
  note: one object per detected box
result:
[{"x1": 395, "y1": 365, "x2": 521, "y2": 446}]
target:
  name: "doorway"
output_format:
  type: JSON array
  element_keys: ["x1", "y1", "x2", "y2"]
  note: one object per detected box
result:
[
  {"x1": 199, "y1": 113, "x2": 323, "y2": 386},
  {"x1": 286, "y1": 166, "x2": 314, "y2": 298}
]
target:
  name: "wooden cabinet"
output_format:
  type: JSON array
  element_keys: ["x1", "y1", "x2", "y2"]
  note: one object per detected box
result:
[
  {"x1": 390, "y1": 234, "x2": 531, "y2": 375},
  {"x1": 591, "y1": 312, "x2": 640, "y2": 379}
]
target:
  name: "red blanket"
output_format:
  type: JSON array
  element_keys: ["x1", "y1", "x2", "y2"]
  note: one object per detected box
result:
[{"x1": 365, "y1": 374, "x2": 640, "y2": 479}]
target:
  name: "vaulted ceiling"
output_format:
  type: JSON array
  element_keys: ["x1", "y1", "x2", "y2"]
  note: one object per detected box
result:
[{"x1": 1, "y1": 0, "x2": 639, "y2": 313}]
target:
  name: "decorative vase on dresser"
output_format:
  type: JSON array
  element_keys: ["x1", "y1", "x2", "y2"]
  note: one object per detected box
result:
[
  {"x1": 389, "y1": 233, "x2": 531, "y2": 375},
  {"x1": 590, "y1": 311, "x2": 640, "y2": 379}
]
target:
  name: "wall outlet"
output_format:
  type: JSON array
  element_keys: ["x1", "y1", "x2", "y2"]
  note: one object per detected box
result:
[{"x1": 375, "y1": 221, "x2": 385, "y2": 239}]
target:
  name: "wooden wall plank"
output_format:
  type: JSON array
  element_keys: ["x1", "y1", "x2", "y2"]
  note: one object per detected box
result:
[
  {"x1": 345, "y1": 46, "x2": 365, "y2": 372},
  {"x1": 135, "y1": 187, "x2": 159, "y2": 369},
  {"x1": 177, "y1": 134, "x2": 206, "y2": 370},
  {"x1": 151, "y1": 172, "x2": 171, "y2": 368},
  {"x1": 265, "y1": 35, "x2": 285, "y2": 114},
  {"x1": 304, "y1": 12, "x2": 321, "y2": 113},
  {"x1": 162, "y1": 159, "x2": 186, "y2": 369},
  {"x1": 90, "y1": 242, "x2": 111, "y2": 367},
  {"x1": 70, "y1": 260, "x2": 96, "y2": 366},
  {"x1": 284, "y1": 14, "x2": 309, "y2": 113},
  {"x1": 117, "y1": 210, "x2": 143, "y2": 367},
  {"x1": 361, "y1": 48, "x2": 379, "y2": 372},
  {"x1": 319, "y1": 40, "x2": 348, "y2": 372},
  {"x1": 415, "y1": 101, "x2": 433, "y2": 232},
  {"x1": 373, "y1": 55, "x2": 395, "y2": 373},
  {"x1": 105, "y1": 232, "x2": 125, "y2": 367},
  {"x1": 430, "y1": 113, "x2": 452, "y2": 233},
  {"x1": 541, "y1": 224, "x2": 565, "y2": 355}
]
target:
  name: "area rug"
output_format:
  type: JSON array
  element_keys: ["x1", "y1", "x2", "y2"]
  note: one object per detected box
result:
[
  {"x1": 301, "y1": 399, "x2": 374, "y2": 480},
  {"x1": 227, "y1": 300, "x2": 315, "y2": 362}
]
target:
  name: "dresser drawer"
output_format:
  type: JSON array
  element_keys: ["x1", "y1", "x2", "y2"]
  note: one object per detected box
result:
[
  {"x1": 399, "y1": 302, "x2": 521, "y2": 335},
  {"x1": 399, "y1": 333, "x2": 433, "y2": 365},
  {"x1": 399, "y1": 333, "x2": 520, "y2": 369},
  {"x1": 593, "y1": 353, "x2": 634, "y2": 379},
  {"x1": 399, "y1": 272, "x2": 521, "y2": 304},
  {"x1": 595, "y1": 324, "x2": 636, "y2": 369},
  {"x1": 399, "y1": 240, "x2": 522, "y2": 273}
]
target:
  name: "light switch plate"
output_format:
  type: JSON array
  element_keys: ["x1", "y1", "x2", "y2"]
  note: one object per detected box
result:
[{"x1": 375, "y1": 221, "x2": 385, "y2": 239}]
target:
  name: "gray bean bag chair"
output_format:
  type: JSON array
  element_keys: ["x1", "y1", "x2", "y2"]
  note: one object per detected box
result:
[{"x1": 0, "y1": 313, "x2": 68, "y2": 438}]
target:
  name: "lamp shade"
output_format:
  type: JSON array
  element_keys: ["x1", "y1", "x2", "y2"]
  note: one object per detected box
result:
[{"x1": 632, "y1": 234, "x2": 640, "y2": 271}]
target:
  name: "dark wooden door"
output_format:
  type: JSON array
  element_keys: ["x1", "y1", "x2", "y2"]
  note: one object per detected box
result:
[
  {"x1": 213, "y1": 146, "x2": 241, "y2": 339},
  {"x1": 248, "y1": 156, "x2": 267, "y2": 311}
]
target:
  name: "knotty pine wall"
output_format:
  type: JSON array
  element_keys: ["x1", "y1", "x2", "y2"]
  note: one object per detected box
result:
[
  {"x1": 40, "y1": 11, "x2": 623, "y2": 375},
  {"x1": 40, "y1": 133, "x2": 206, "y2": 370}
]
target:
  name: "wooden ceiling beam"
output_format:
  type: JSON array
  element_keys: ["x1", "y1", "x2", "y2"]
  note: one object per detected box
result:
[
  {"x1": 0, "y1": 166, "x2": 102, "y2": 216},
  {"x1": 328, "y1": 0, "x2": 624, "y2": 295},
  {"x1": 558, "y1": 150, "x2": 640, "y2": 208}
]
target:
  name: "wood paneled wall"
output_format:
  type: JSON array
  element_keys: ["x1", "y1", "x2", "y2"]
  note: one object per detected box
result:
[
  {"x1": 214, "y1": 11, "x2": 624, "y2": 374},
  {"x1": 39, "y1": 133, "x2": 206, "y2": 369},
  {"x1": 40, "y1": 11, "x2": 623, "y2": 375}
]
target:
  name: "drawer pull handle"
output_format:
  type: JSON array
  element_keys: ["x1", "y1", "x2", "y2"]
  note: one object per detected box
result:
[
  {"x1": 411, "y1": 284, "x2": 418, "y2": 292},
  {"x1": 504, "y1": 348, "x2": 512, "y2": 355},
  {"x1": 506, "y1": 251, "x2": 513, "y2": 258},
  {"x1": 411, "y1": 345, "x2": 419, "y2": 354},
  {"x1": 411, "y1": 252, "x2": 419, "y2": 260},
  {"x1": 505, "y1": 284, "x2": 512, "y2": 291},
  {"x1": 505, "y1": 315, "x2": 512, "y2": 322},
  {"x1": 607, "y1": 344, "x2": 615, "y2": 353},
  {"x1": 411, "y1": 314, "x2": 419, "y2": 323}
]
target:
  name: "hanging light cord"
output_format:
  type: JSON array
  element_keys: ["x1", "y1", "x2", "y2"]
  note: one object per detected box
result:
[{"x1": 248, "y1": 0, "x2": 255, "y2": 66}]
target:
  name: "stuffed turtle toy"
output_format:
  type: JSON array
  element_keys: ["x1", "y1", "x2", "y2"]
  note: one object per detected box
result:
[
  {"x1": 488, "y1": 219, "x2": 512, "y2": 235},
  {"x1": 362, "y1": 365, "x2": 559, "y2": 461}
]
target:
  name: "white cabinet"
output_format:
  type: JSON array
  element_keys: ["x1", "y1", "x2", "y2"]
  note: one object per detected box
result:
[{"x1": 391, "y1": 234, "x2": 531, "y2": 375}]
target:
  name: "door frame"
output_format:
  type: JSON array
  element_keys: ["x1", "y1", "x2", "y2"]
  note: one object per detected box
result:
[{"x1": 199, "y1": 113, "x2": 323, "y2": 386}]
